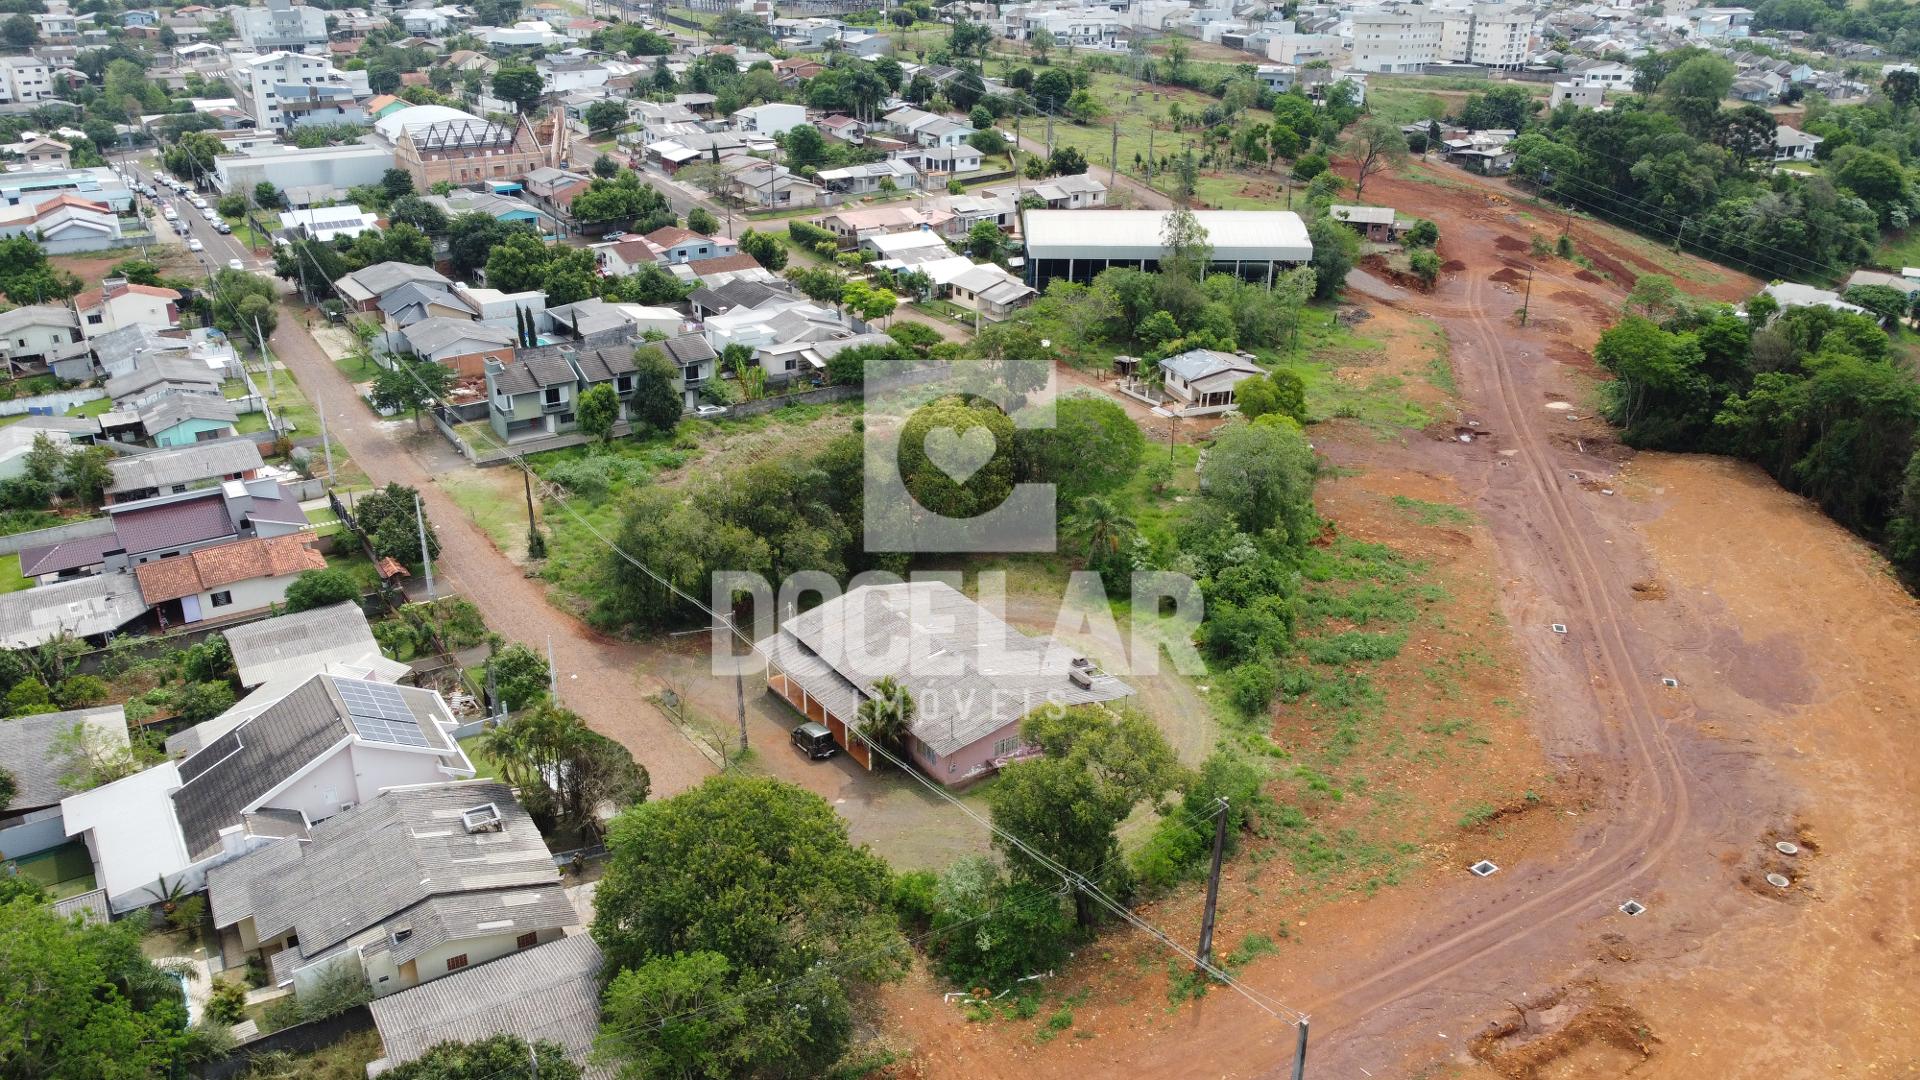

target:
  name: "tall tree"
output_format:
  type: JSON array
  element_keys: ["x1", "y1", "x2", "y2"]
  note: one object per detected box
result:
[
  {"x1": 628, "y1": 347, "x2": 683, "y2": 432},
  {"x1": 1344, "y1": 117, "x2": 1409, "y2": 200}
]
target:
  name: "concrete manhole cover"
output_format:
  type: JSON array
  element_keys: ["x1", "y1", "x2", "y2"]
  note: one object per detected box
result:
[
  {"x1": 1766, "y1": 873, "x2": 1792, "y2": 889},
  {"x1": 1470, "y1": 860, "x2": 1499, "y2": 877},
  {"x1": 1775, "y1": 841, "x2": 1799, "y2": 856},
  {"x1": 1551, "y1": 623, "x2": 1568, "y2": 635},
  {"x1": 1619, "y1": 900, "x2": 1645, "y2": 916}
]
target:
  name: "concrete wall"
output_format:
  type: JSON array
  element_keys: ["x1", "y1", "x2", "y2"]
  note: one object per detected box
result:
[
  {"x1": 0, "y1": 806, "x2": 69, "y2": 859},
  {"x1": 0, "y1": 514, "x2": 114, "y2": 556},
  {"x1": 0, "y1": 387, "x2": 104, "y2": 417}
]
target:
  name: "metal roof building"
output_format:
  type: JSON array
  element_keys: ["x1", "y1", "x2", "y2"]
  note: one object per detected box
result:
[{"x1": 1021, "y1": 209, "x2": 1312, "y2": 289}]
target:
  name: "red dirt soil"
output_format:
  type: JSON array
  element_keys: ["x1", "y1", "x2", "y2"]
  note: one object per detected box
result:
[{"x1": 878, "y1": 163, "x2": 1920, "y2": 1078}]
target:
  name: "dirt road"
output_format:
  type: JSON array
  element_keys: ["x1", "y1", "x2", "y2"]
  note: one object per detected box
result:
[{"x1": 267, "y1": 312, "x2": 719, "y2": 797}]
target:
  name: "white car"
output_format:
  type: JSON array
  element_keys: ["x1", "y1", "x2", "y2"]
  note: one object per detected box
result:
[
  {"x1": 228, "y1": 258, "x2": 245, "y2": 271},
  {"x1": 187, "y1": 238, "x2": 204, "y2": 252},
  {"x1": 694, "y1": 404, "x2": 728, "y2": 419}
]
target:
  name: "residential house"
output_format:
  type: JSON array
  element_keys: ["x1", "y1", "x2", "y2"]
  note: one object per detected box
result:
[
  {"x1": 1157, "y1": 348, "x2": 1265, "y2": 414},
  {"x1": 420, "y1": 189, "x2": 553, "y2": 233},
  {"x1": 1564, "y1": 58, "x2": 1634, "y2": 88},
  {"x1": 140, "y1": 396, "x2": 242, "y2": 447},
  {"x1": 133, "y1": 532, "x2": 327, "y2": 628},
  {"x1": 368, "y1": 936, "x2": 607, "y2": 1079},
  {"x1": 399, "y1": 318, "x2": 517, "y2": 377},
  {"x1": 946, "y1": 263, "x2": 1036, "y2": 322},
  {"x1": 0, "y1": 420, "x2": 81, "y2": 481},
  {"x1": 0, "y1": 305, "x2": 87, "y2": 377},
  {"x1": 701, "y1": 295, "x2": 858, "y2": 383},
  {"x1": 483, "y1": 351, "x2": 578, "y2": 442},
  {"x1": 75, "y1": 279, "x2": 183, "y2": 339},
  {"x1": 379, "y1": 283, "x2": 475, "y2": 332},
  {"x1": 817, "y1": 114, "x2": 865, "y2": 143},
  {"x1": 635, "y1": 225, "x2": 739, "y2": 266},
  {"x1": 15, "y1": 135, "x2": 71, "y2": 169},
  {"x1": 0, "y1": 570, "x2": 147, "y2": 648},
  {"x1": 1028, "y1": 172, "x2": 1108, "y2": 209},
  {"x1": 542, "y1": 298, "x2": 681, "y2": 345},
  {"x1": 209, "y1": 780, "x2": 570, "y2": 999},
  {"x1": 1774, "y1": 125, "x2": 1822, "y2": 161},
  {"x1": 859, "y1": 228, "x2": 953, "y2": 264},
  {"x1": 722, "y1": 157, "x2": 823, "y2": 209},
  {"x1": 335, "y1": 262, "x2": 457, "y2": 314},
  {"x1": 0, "y1": 194, "x2": 123, "y2": 255},
  {"x1": 105, "y1": 354, "x2": 224, "y2": 412},
  {"x1": 675, "y1": 253, "x2": 775, "y2": 289},
  {"x1": 63, "y1": 673, "x2": 476, "y2": 914},
  {"x1": 817, "y1": 159, "x2": 920, "y2": 197},
  {"x1": 774, "y1": 57, "x2": 824, "y2": 87},
  {"x1": 1843, "y1": 268, "x2": 1920, "y2": 298},
  {"x1": 881, "y1": 105, "x2": 976, "y2": 148},
  {"x1": 657, "y1": 334, "x2": 718, "y2": 408},
  {"x1": 1549, "y1": 81, "x2": 1605, "y2": 110},
  {"x1": 814, "y1": 204, "x2": 954, "y2": 246},
  {"x1": 687, "y1": 278, "x2": 796, "y2": 321},
  {"x1": 758, "y1": 581, "x2": 1134, "y2": 783},
  {"x1": 0, "y1": 56, "x2": 56, "y2": 103},
  {"x1": 0, "y1": 706, "x2": 129, "y2": 861},
  {"x1": 732, "y1": 102, "x2": 808, "y2": 136},
  {"x1": 1761, "y1": 281, "x2": 1866, "y2": 314},
  {"x1": 1329, "y1": 204, "x2": 1400, "y2": 242},
  {"x1": 105, "y1": 438, "x2": 263, "y2": 504},
  {"x1": 277, "y1": 205, "x2": 380, "y2": 242}
]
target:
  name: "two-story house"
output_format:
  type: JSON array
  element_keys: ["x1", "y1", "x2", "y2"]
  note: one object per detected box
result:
[
  {"x1": 0, "y1": 305, "x2": 87, "y2": 377},
  {"x1": 75, "y1": 279, "x2": 182, "y2": 339}
]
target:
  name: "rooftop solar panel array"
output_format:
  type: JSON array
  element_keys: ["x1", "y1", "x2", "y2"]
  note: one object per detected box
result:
[{"x1": 337, "y1": 679, "x2": 429, "y2": 748}]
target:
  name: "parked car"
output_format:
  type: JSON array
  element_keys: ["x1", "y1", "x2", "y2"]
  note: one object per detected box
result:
[
  {"x1": 694, "y1": 404, "x2": 728, "y2": 418},
  {"x1": 187, "y1": 238, "x2": 203, "y2": 252},
  {"x1": 214, "y1": 221, "x2": 232, "y2": 234},
  {"x1": 791, "y1": 722, "x2": 838, "y2": 760}
]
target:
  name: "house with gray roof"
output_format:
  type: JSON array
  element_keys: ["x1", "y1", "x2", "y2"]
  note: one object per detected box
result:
[
  {"x1": 369, "y1": 935, "x2": 609, "y2": 1079},
  {"x1": 207, "y1": 779, "x2": 570, "y2": 999},
  {"x1": 0, "y1": 570, "x2": 147, "y2": 649},
  {"x1": 484, "y1": 344, "x2": 649, "y2": 443},
  {"x1": 105, "y1": 354, "x2": 224, "y2": 411},
  {"x1": 224, "y1": 602, "x2": 383, "y2": 689},
  {"x1": 0, "y1": 304, "x2": 88, "y2": 378},
  {"x1": 137, "y1": 395, "x2": 240, "y2": 448},
  {"x1": 758, "y1": 580, "x2": 1133, "y2": 785},
  {"x1": 1155, "y1": 349, "x2": 1266, "y2": 415},
  {"x1": 378, "y1": 280, "x2": 475, "y2": 332},
  {"x1": 105, "y1": 437, "x2": 263, "y2": 503},
  {"x1": 334, "y1": 261, "x2": 456, "y2": 313},
  {"x1": 400, "y1": 318, "x2": 516, "y2": 377},
  {"x1": 0, "y1": 705, "x2": 128, "y2": 857}
]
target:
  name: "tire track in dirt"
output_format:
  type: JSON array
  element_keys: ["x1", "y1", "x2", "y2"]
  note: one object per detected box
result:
[{"x1": 1267, "y1": 271, "x2": 1704, "y2": 1074}]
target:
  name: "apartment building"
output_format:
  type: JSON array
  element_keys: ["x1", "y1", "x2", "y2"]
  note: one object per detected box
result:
[
  {"x1": 237, "y1": 0, "x2": 330, "y2": 54},
  {"x1": 0, "y1": 56, "x2": 56, "y2": 104},
  {"x1": 233, "y1": 52, "x2": 371, "y2": 133},
  {"x1": 1440, "y1": 3, "x2": 1535, "y2": 69},
  {"x1": 1350, "y1": 7, "x2": 1443, "y2": 73}
]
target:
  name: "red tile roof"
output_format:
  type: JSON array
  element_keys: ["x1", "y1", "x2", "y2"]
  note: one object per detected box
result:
[
  {"x1": 134, "y1": 534, "x2": 325, "y2": 604},
  {"x1": 684, "y1": 253, "x2": 761, "y2": 276},
  {"x1": 643, "y1": 225, "x2": 703, "y2": 248}
]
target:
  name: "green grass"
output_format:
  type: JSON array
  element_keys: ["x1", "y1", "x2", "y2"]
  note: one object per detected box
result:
[
  {"x1": 1388, "y1": 495, "x2": 1475, "y2": 526},
  {"x1": 220, "y1": 378, "x2": 249, "y2": 400},
  {"x1": 65, "y1": 397, "x2": 113, "y2": 418},
  {"x1": 0, "y1": 413, "x2": 25, "y2": 429},
  {"x1": 1270, "y1": 306, "x2": 1435, "y2": 436},
  {"x1": 458, "y1": 734, "x2": 503, "y2": 780},
  {"x1": 334, "y1": 350, "x2": 382, "y2": 383},
  {"x1": 439, "y1": 470, "x2": 527, "y2": 555},
  {"x1": 1874, "y1": 227, "x2": 1920, "y2": 272},
  {"x1": 245, "y1": 364, "x2": 320, "y2": 438},
  {"x1": 0, "y1": 553, "x2": 33, "y2": 593}
]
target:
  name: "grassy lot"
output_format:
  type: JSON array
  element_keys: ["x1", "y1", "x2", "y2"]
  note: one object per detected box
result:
[
  {"x1": 220, "y1": 215, "x2": 272, "y2": 252},
  {"x1": 438, "y1": 469, "x2": 528, "y2": 555},
  {"x1": 303, "y1": 505, "x2": 343, "y2": 537},
  {"x1": 333, "y1": 349, "x2": 382, "y2": 384},
  {"x1": 0, "y1": 553, "x2": 33, "y2": 593},
  {"x1": 1272, "y1": 305, "x2": 1442, "y2": 435},
  {"x1": 1018, "y1": 71, "x2": 1248, "y2": 182},
  {"x1": 65, "y1": 397, "x2": 113, "y2": 418},
  {"x1": 219, "y1": 377, "x2": 249, "y2": 400},
  {"x1": 0, "y1": 413, "x2": 25, "y2": 429},
  {"x1": 1874, "y1": 227, "x2": 1920, "y2": 271},
  {"x1": 1368, "y1": 85, "x2": 1454, "y2": 125},
  {"x1": 458, "y1": 734, "x2": 503, "y2": 780},
  {"x1": 242, "y1": 363, "x2": 320, "y2": 437}
]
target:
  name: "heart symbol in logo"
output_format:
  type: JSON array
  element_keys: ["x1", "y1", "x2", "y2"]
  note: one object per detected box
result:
[{"x1": 922, "y1": 425, "x2": 996, "y2": 485}]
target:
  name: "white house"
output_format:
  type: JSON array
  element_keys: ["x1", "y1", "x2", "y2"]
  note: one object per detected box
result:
[
  {"x1": 1157, "y1": 348, "x2": 1265, "y2": 414},
  {"x1": 75, "y1": 279, "x2": 182, "y2": 338},
  {"x1": 1774, "y1": 125, "x2": 1822, "y2": 161},
  {"x1": 62, "y1": 672, "x2": 476, "y2": 914},
  {"x1": 732, "y1": 102, "x2": 808, "y2": 136}
]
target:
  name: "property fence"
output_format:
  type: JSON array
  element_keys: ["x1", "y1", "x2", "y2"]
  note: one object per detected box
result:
[
  {"x1": 191, "y1": 1005, "x2": 375, "y2": 1080},
  {"x1": 0, "y1": 387, "x2": 105, "y2": 417},
  {"x1": 0, "y1": 515, "x2": 114, "y2": 557}
]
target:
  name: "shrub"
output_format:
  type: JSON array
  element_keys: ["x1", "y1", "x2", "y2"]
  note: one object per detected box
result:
[
  {"x1": 53, "y1": 675, "x2": 108, "y2": 708},
  {"x1": 891, "y1": 869, "x2": 938, "y2": 934},
  {"x1": 206, "y1": 980, "x2": 248, "y2": 1025},
  {"x1": 1403, "y1": 219, "x2": 1438, "y2": 248},
  {"x1": 787, "y1": 219, "x2": 836, "y2": 247},
  {"x1": 1225, "y1": 660, "x2": 1280, "y2": 716},
  {"x1": 175, "y1": 681, "x2": 236, "y2": 724},
  {"x1": 1409, "y1": 248, "x2": 1440, "y2": 288}
]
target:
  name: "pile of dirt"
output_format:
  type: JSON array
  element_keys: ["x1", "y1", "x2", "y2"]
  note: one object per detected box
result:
[
  {"x1": 1494, "y1": 234, "x2": 1529, "y2": 253},
  {"x1": 1490, "y1": 267, "x2": 1526, "y2": 285},
  {"x1": 1471, "y1": 983, "x2": 1657, "y2": 1080},
  {"x1": 1575, "y1": 269, "x2": 1605, "y2": 284},
  {"x1": 1443, "y1": 259, "x2": 1469, "y2": 272},
  {"x1": 1630, "y1": 579, "x2": 1667, "y2": 601}
]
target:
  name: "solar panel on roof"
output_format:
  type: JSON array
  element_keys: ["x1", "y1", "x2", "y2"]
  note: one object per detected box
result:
[{"x1": 336, "y1": 679, "x2": 430, "y2": 748}]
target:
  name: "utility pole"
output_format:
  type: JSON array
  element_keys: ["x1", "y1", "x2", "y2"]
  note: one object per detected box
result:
[
  {"x1": 523, "y1": 468, "x2": 537, "y2": 536},
  {"x1": 318, "y1": 394, "x2": 334, "y2": 485},
  {"x1": 1146, "y1": 126, "x2": 1154, "y2": 178},
  {"x1": 1194, "y1": 797, "x2": 1229, "y2": 973},
  {"x1": 547, "y1": 635, "x2": 558, "y2": 702},
  {"x1": 253, "y1": 314, "x2": 277, "y2": 418},
  {"x1": 718, "y1": 611, "x2": 747, "y2": 755},
  {"x1": 414, "y1": 489, "x2": 434, "y2": 601},
  {"x1": 1109, "y1": 118, "x2": 1119, "y2": 186},
  {"x1": 1519, "y1": 263, "x2": 1534, "y2": 326},
  {"x1": 1291, "y1": 1018, "x2": 1309, "y2": 1080},
  {"x1": 1044, "y1": 110, "x2": 1053, "y2": 159}
]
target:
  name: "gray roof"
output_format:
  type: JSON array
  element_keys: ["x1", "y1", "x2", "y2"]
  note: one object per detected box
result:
[
  {"x1": 490, "y1": 352, "x2": 577, "y2": 396},
  {"x1": 11, "y1": 414, "x2": 100, "y2": 436},
  {"x1": 223, "y1": 602, "x2": 380, "y2": 688},
  {"x1": 566, "y1": 345, "x2": 637, "y2": 384},
  {"x1": 0, "y1": 305, "x2": 80, "y2": 334},
  {"x1": 206, "y1": 780, "x2": 567, "y2": 964},
  {"x1": 106, "y1": 355, "x2": 222, "y2": 401},
  {"x1": 88, "y1": 324, "x2": 186, "y2": 378},
  {"x1": 689, "y1": 278, "x2": 790, "y2": 315},
  {"x1": 105, "y1": 438, "x2": 263, "y2": 496},
  {"x1": 759, "y1": 581, "x2": 1133, "y2": 757},
  {"x1": 0, "y1": 705, "x2": 126, "y2": 809},
  {"x1": 656, "y1": 333, "x2": 716, "y2": 366},
  {"x1": 402, "y1": 317, "x2": 515, "y2": 358},
  {"x1": 1159, "y1": 348, "x2": 1264, "y2": 386},
  {"x1": 0, "y1": 571, "x2": 146, "y2": 648},
  {"x1": 51, "y1": 887, "x2": 108, "y2": 924},
  {"x1": 172, "y1": 674, "x2": 461, "y2": 861},
  {"x1": 370, "y1": 935, "x2": 608, "y2": 1079},
  {"x1": 337, "y1": 261, "x2": 454, "y2": 303},
  {"x1": 137, "y1": 394, "x2": 238, "y2": 435},
  {"x1": 377, "y1": 280, "x2": 464, "y2": 320}
]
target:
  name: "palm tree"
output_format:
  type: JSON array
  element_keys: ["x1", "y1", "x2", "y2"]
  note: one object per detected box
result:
[
  {"x1": 1066, "y1": 495, "x2": 1135, "y2": 564},
  {"x1": 856, "y1": 676, "x2": 916, "y2": 758}
]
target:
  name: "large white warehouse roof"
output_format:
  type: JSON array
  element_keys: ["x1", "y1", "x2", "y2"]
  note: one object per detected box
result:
[{"x1": 1022, "y1": 209, "x2": 1313, "y2": 263}]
